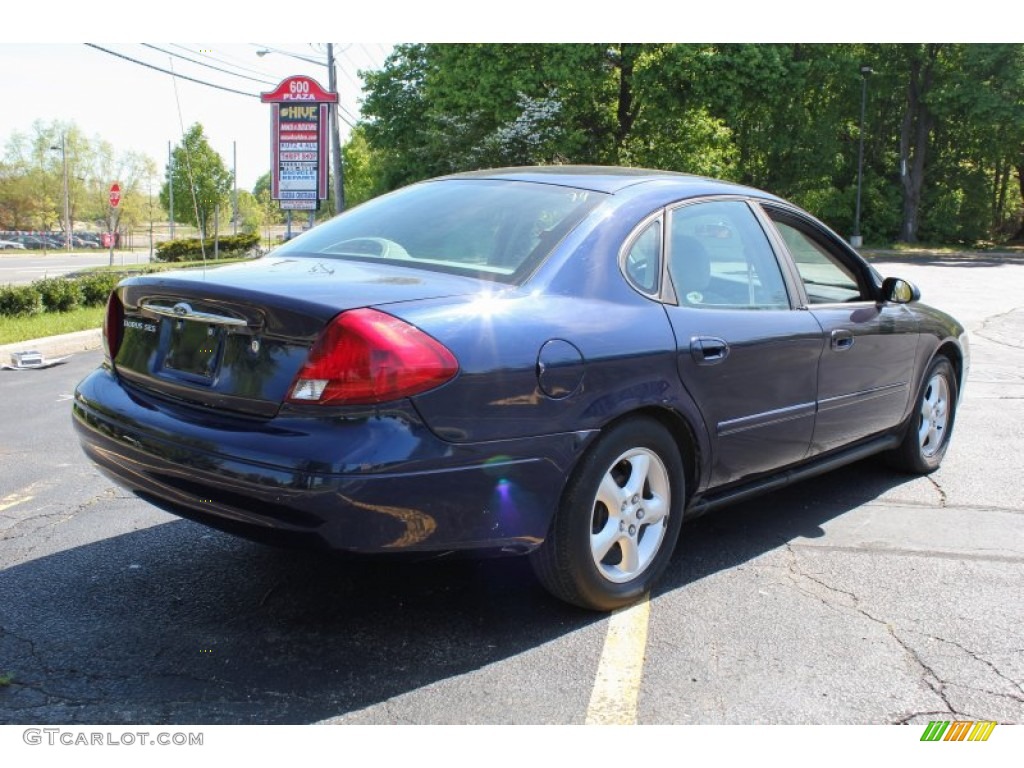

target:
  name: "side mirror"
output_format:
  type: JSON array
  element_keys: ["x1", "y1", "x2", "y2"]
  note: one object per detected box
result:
[{"x1": 881, "y1": 277, "x2": 920, "y2": 304}]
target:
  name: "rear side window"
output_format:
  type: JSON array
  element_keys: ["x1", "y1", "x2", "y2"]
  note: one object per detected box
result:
[
  {"x1": 667, "y1": 200, "x2": 790, "y2": 309},
  {"x1": 622, "y1": 219, "x2": 662, "y2": 294},
  {"x1": 274, "y1": 179, "x2": 605, "y2": 284}
]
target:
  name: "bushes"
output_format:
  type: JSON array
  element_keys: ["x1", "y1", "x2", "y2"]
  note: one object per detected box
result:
[
  {"x1": 1, "y1": 247, "x2": 259, "y2": 320},
  {"x1": 78, "y1": 272, "x2": 122, "y2": 306},
  {"x1": 0, "y1": 274, "x2": 118, "y2": 318},
  {"x1": 155, "y1": 233, "x2": 260, "y2": 262},
  {"x1": 35, "y1": 278, "x2": 83, "y2": 312},
  {"x1": 0, "y1": 285, "x2": 44, "y2": 316}
]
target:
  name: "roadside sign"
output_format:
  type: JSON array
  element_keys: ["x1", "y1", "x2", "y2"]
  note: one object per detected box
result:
[
  {"x1": 109, "y1": 183, "x2": 121, "y2": 208},
  {"x1": 279, "y1": 199, "x2": 320, "y2": 211},
  {"x1": 261, "y1": 77, "x2": 337, "y2": 207}
]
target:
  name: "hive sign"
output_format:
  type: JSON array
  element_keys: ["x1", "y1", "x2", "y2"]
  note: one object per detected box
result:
[{"x1": 260, "y1": 77, "x2": 338, "y2": 210}]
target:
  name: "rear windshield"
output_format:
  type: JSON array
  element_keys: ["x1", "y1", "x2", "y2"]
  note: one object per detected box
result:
[{"x1": 272, "y1": 178, "x2": 605, "y2": 283}]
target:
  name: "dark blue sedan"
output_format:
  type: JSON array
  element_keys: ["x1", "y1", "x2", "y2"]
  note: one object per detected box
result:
[{"x1": 73, "y1": 166, "x2": 968, "y2": 610}]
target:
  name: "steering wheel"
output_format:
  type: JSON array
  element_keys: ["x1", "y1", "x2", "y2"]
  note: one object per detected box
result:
[{"x1": 329, "y1": 237, "x2": 411, "y2": 259}]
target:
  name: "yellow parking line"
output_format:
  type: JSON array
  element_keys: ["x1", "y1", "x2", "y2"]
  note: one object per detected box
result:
[
  {"x1": 0, "y1": 485, "x2": 37, "y2": 513},
  {"x1": 585, "y1": 593, "x2": 651, "y2": 725}
]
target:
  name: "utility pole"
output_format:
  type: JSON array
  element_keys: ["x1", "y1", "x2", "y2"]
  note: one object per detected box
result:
[
  {"x1": 232, "y1": 140, "x2": 238, "y2": 236},
  {"x1": 326, "y1": 43, "x2": 345, "y2": 214},
  {"x1": 168, "y1": 141, "x2": 175, "y2": 240},
  {"x1": 60, "y1": 134, "x2": 71, "y2": 250},
  {"x1": 49, "y1": 134, "x2": 71, "y2": 250},
  {"x1": 148, "y1": 179, "x2": 154, "y2": 264}
]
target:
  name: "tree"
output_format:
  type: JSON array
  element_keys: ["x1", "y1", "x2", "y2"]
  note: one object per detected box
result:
[
  {"x1": 361, "y1": 44, "x2": 627, "y2": 187},
  {"x1": 895, "y1": 44, "x2": 944, "y2": 243},
  {"x1": 1, "y1": 120, "x2": 86, "y2": 232},
  {"x1": 91, "y1": 140, "x2": 158, "y2": 238},
  {"x1": 234, "y1": 190, "x2": 262, "y2": 235},
  {"x1": 160, "y1": 124, "x2": 232, "y2": 239},
  {"x1": 350, "y1": 44, "x2": 1024, "y2": 245},
  {"x1": 341, "y1": 126, "x2": 387, "y2": 208},
  {"x1": 930, "y1": 44, "x2": 1024, "y2": 241},
  {"x1": 0, "y1": 119, "x2": 162, "y2": 237}
]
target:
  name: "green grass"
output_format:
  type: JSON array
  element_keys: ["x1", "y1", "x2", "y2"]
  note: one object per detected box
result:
[
  {"x1": 0, "y1": 306, "x2": 105, "y2": 344},
  {"x1": 0, "y1": 258, "x2": 259, "y2": 345},
  {"x1": 882, "y1": 241, "x2": 1024, "y2": 254}
]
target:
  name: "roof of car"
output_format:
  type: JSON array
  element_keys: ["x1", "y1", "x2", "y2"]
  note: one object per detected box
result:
[{"x1": 438, "y1": 165, "x2": 775, "y2": 198}]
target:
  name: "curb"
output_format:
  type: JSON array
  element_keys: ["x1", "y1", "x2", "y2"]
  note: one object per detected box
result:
[{"x1": 0, "y1": 327, "x2": 103, "y2": 363}]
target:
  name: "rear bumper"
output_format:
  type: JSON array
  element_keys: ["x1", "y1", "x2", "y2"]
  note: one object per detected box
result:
[{"x1": 73, "y1": 367, "x2": 593, "y2": 554}]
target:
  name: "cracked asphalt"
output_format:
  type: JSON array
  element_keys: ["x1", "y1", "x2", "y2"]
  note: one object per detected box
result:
[{"x1": 0, "y1": 252, "x2": 1022, "y2": 725}]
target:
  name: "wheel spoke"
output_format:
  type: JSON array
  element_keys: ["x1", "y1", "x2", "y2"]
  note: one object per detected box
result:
[
  {"x1": 617, "y1": 535, "x2": 640, "y2": 574},
  {"x1": 597, "y1": 473, "x2": 626, "y2": 513},
  {"x1": 919, "y1": 373, "x2": 951, "y2": 457},
  {"x1": 641, "y1": 494, "x2": 668, "y2": 525},
  {"x1": 918, "y1": 414, "x2": 932, "y2": 446},
  {"x1": 622, "y1": 453, "x2": 650, "y2": 499},
  {"x1": 591, "y1": 521, "x2": 621, "y2": 563}
]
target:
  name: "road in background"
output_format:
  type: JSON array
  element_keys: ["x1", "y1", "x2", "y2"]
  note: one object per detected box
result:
[
  {"x1": 0, "y1": 251, "x2": 152, "y2": 285},
  {"x1": 0, "y1": 253, "x2": 1021, "y2": 725}
]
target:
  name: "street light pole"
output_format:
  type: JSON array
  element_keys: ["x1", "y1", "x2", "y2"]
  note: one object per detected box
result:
[
  {"x1": 50, "y1": 135, "x2": 71, "y2": 250},
  {"x1": 851, "y1": 65, "x2": 873, "y2": 249}
]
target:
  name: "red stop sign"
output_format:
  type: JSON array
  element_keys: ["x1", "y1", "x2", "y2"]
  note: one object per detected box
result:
[{"x1": 109, "y1": 183, "x2": 121, "y2": 208}]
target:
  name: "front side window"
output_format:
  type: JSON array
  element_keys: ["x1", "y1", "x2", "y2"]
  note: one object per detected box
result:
[
  {"x1": 767, "y1": 214, "x2": 867, "y2": 304},
  {"x1": 667, "y1": 200, "x2": 790, "y2": 310},
  {"x1": 272, "y1": 179, "x2": 605, "y2": 284}
]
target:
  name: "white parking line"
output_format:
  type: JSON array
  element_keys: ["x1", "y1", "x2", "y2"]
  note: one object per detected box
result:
[{"x1": 585, "y1": 593, "x2": 651, "y2": 725}]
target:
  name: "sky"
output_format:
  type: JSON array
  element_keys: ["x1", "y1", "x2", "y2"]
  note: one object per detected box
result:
[
  {"x1": 0, "y1": 42, "x2": 391, "y2": 192},
  {"x1": 0, "y1": 4, "x2": 1008, "y2": 194}
]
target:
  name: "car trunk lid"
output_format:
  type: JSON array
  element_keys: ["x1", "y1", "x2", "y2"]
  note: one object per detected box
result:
[{"x1": 111, "y1": 257, "x2": 483, "y2": 417}]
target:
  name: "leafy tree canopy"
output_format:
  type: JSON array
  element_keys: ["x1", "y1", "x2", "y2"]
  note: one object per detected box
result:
[{"x1": 160, "y1": 123, "x2": 233, "y2": 239}]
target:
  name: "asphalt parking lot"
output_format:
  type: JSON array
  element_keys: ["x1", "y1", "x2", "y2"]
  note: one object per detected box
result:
[{"x1": 0, "y1": 252, "x2": 1021, "y2": 725}]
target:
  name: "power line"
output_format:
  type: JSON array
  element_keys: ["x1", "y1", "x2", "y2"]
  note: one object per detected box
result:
[
  {"x1": 84, "y1": 44, "x2": 260, "y2": 99},
  {"x1": 339, "y1": 107, "x2": 359, "y2": 125},
  {"x1": 141, "y1": 43, "x2": 277, "y2": 86},
  {"x1": 358, "y1": 43, "x2": 389, "y2": 72},
  {"x1": 248, "y1": 43, "x2": 359, "y2": 129},
  {"x1": 331, "y1": 48, "x2": 364, "y2": 92},
  {"x1": 170, "y1": 44, "x2": 280, "y2": 80}
]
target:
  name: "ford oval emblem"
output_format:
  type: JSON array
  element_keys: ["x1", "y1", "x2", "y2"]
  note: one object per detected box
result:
[{"x1": 173, "y1": 302, "x2": 192, "y2": 317}]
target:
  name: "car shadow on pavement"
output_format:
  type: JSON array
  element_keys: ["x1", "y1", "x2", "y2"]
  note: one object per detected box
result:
[
  {"x1": 0, "y1": 457, "x2": 918, "y2": 725},
  {"x1": 660, "y1": 456, "x2": 921, "y2": 596}
]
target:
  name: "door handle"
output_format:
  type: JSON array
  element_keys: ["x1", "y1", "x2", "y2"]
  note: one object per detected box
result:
[
  {"x1": 831, "y1": 329, "x2": 855, "y2": 351},
  {"x1": 690, "y1": 336, "x2": 730, "y2": 365}
]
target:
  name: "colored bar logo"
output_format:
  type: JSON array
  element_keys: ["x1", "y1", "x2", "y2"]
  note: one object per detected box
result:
[{"x1": 920, "y1": 721, "x2": 997, "y2": 741}]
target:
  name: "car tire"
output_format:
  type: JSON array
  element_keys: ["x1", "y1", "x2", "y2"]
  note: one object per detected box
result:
[
  {"x1": 887, "y1": 356, "x2": 958, "y2": 475},
  {"x1": 530, "y1": 416, "x2": 685, "y2": 611}
]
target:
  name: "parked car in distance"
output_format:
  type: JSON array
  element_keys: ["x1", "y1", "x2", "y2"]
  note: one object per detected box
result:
[
  {"x1": 73, "y1": 166, "x2": 968, "y2": 611},
  {"x1": 72, "y1": 235, "x2": 100, "y2": 249},
  {"x1": 0, "y1": 239, "x2": 27, "y2": 249},
  {"x1": 12, "y1": 234, "x2": 48, "y2": 249}
]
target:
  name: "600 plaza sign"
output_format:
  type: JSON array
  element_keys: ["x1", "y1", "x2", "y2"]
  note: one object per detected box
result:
[{"x1": 260, "y1": 76, "x2": 337, "y2": 210}]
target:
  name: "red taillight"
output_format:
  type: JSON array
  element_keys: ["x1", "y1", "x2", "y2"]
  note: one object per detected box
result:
[
  {"x1": 103, "y1": 291, "x2": 124, "y2": 362},
  {"x1": 287, "y1": 308, "x2": 458, "y2": 406}
]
